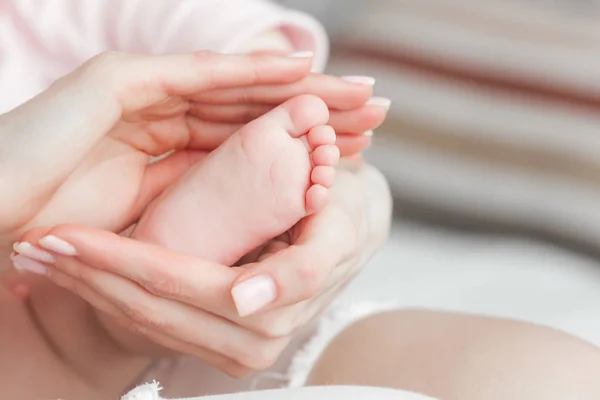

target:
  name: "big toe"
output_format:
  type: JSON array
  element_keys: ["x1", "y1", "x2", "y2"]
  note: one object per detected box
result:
[{"x1": 277, "y1": 94, "x2": 330, "y2": 138}]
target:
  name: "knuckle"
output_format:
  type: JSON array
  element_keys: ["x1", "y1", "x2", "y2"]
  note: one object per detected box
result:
[
  {"x1": 242, "y1": 106, "x2": 262, "y2": 122},
  {"x1": 144, "y1": 269, "x2": 183, "y2": 299},
  {"x1": 74, "y1": 51, "x2": 129, "y2": 97},
  {"x1": 223, "y1": 364, "x2": 254, "y2": 379},
  {"x1": 82, "y1": 51, "x2": 123, "y2": 78},
  {"x1": 295, "y1": 263, "x2": 323, "y2": 299},
  {"x1": 77, "y1": 264, "x2": 96, "y2": 283},
  {"x1": 251, "y1": 315, "x2": 294, "y2": 339},
  {"x1": 65, "y1": 278, "x2": 85, "y2": 299},
  {"x1": 120, "y1": 301, "x2": 169, "y2": 330},
  {"x1": 119, "y1": 317, "x2": 148, "y2": 337},
  {"x1": 237, "y1": 341, "x2": 282, "y2": 371},
  {"x1": 192, "y1": 50, "x2": 217, "y2": 86},
  {"x1": 89, "y1": 51, "x2": 123, "y2": 69}
]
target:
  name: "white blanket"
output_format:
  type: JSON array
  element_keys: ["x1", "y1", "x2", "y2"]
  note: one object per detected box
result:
[{"x1": 123, "y1": 382, "x2": 436, "y2": 400}]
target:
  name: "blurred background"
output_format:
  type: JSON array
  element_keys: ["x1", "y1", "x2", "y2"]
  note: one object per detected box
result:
[{"x1": 279, "y1": 0, "x2": 600, "y2": 348}]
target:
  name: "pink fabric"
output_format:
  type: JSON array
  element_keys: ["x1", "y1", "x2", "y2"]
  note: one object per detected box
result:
[{"x1": 0, "y1": 0, "x2": 329, "y2": 113}]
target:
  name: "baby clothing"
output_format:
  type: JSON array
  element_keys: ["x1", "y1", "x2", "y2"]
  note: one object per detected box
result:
[
  {"x1": 122, "y1": 382, "x2": 438, "y2": 400},
  {"x1": 0, "y1": 0, "x2": 328, "y2": 114}
]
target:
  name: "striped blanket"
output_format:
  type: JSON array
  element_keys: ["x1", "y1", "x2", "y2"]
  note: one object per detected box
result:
[{"x1": 322, "y1": 0, "x2": 600, "y2": 253}]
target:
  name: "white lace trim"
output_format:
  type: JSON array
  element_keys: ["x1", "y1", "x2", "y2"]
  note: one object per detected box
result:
[{"x1": 122, "y1": 381, "x2": 164, "y2": 400}]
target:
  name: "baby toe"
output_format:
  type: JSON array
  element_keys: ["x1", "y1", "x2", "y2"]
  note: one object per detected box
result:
[
  {"x1": 307, "y1": 125, "x2": 336, "y2": 150},
  {"x1": 311, "y1": 166, "x2": 336, "y2": 188},
  {"x1": 312, "y1": 145, "x2": 340, "y2": 167},
  {"x1": 305, "y1": 184, "x2": 329, "y2": 214}
]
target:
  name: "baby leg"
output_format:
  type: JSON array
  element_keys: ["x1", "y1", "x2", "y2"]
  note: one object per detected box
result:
[{"x1": 307, "y1": 310, "x2": 600, "y2": 400}]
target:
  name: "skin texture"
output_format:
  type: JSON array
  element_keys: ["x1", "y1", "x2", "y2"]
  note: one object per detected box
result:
[
  {"x1": 133, "y1": 96, "x2": 340, "y2": 265},
  {"x1": 0, "y1": 52, "x2": 387, "y2": 294},
  {"x1": 308, "y1": 310, "x2": 600, "y2": 400},
  {"x1": 0, "y1": 48, "x2": 391, "y2": 398},
  {"x1": 0, "y1": 51, "x2": 384, "y2": 261},
  {"x1": 1, "y1": 160, "x2": 393, "y2": 399}
]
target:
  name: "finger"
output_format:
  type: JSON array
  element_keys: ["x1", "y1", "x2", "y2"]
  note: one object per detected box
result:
[
  {"x1": 328, "y1": 102, "x2": 390, "y2": 134},
  {"x1": 192, "y1": 74, "x2": 374, "y2": 110},
  {"x1": 250, "y1": 50, "x2": 289, "y2": 56},
  {"x1": 0, "y1": 264, "x2": 33, "y2": 299},
  {"x1": 185, "y1": 117, "x2": 244, "y2": 150},
  {"x1": 109, "y1": 312, "x2": 254, "y2": 378},
  {"x1": 185, "y1": 103, "x2": 383, "y2": 155},
  {"x1": 186, "y1": 116, "x2": 371, "y2": 157},
  {"x1": 125, "y1": 150, "x2": 208, "y2": 228},
  {"x1": 51, "y1": 253, "x2": 288, "y2": 371},
  {"x1": 189, "y1": 103, "x2": 274, "y2": 123},
  {"x1": 17, "y1": 224, "x2": 240, "y2": 315},
  {"x1": 86, "y1": 51, "x2": 314, "y2": 114},
  {"x1": 256, "y1": 240, "x2": 291, "y2": 262},
  {"x1": 294, "y1": 269, "x2": 355, "y2": 329},
  {"x1": 231, "y1": 208, "x2": 358, "y2": 317},
  {"x1": 45, "y1": 262, "x2": 253, "y2": 377},
  {"x1": 3, "y1": 232, "x2": 53, "y2": 298},
  {"x1": 47, "y1": 262, "x2": 127, "y2": 319},
  {"x1": 238, "y1": 258, "x2": 360, "y2": 338},
  {"x1": 10, "y1": 227, "x2": 53, "y2": 283},
  {"x1": 336, "y1": 134, "x2": 372, "y2": 157},
  {"x1": 189, "y1": 102, "x2": 388, "y2": 135},
  {"x1": 1, "y1": 52, "x2": 312, "y2": 223}
]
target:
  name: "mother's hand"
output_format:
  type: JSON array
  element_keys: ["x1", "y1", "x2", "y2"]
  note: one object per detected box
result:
[
  {"x1": 0, "y1": 51, "x2": 316, "y2": 261},
  {"x1": 189, "y1": 74, "x2": 390, "y2": 156},
  {"x1": 12, "y1": 159, "x2": 392, "y2": 376}
]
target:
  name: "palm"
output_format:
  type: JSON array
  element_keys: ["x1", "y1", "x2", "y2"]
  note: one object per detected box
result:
[
  {"x1": 0, "y1": 51, "x2": 378, "y2": 262},
  {"x1": 0, "y1": 99, "x2": 197, "y2": 258}
]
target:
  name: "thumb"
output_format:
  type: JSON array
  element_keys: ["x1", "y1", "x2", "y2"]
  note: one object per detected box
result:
[{"x1": 230, "y1": 211, "x2": 355, "y2": 317}]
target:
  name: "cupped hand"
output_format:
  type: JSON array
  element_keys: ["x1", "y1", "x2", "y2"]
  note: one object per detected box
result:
[
  {"x1": 188, "y1": 74, "x2": 390, "y2": 156},
  {"x1": 11, "y1": 160, "x2": 392, "y2": 377},
  {"x1": 0, "y1": 51, "x2": 315, "y2": 261}
]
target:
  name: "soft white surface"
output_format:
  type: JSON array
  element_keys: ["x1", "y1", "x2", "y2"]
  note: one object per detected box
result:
[
  {"x1": 121, "y1": 382, "x2": 434, "y2": 400},
  {"x1": 123, "y1": 383, "x2": 435, "y2": 400},
  {"x1": 335, "y1": 220, "x2": 600, "y2": 347}
]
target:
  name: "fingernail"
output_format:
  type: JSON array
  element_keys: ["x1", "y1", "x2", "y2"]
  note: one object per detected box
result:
[
  {"x1": 341, "y1": 76, "x2": 376, "y2": 86},
  {"x1": 364, "y1": 130, "x2": 374, "y2": 137},
  {"x1": 288, "y1": 51, "x2": 314, "y2": 58},
  {"x1": 232, "y1": 275, "x2": 277, "y2": 317},
  {"x1": 366, "y1": 97, "x2": 392, "y2": 110},
  {"x1": 12, "y1": 254, "x2": 49, "y2": 276},
  {"x1": 13, "y1": 242, "x2": 55, "y2": 263},
  {"x1": 38, "y1": 235, "x2": 77, "y2": 256}
]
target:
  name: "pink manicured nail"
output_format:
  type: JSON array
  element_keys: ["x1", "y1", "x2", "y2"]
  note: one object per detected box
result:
[
  {"x1": 13, "y1": 242, "x2": 55, "y2": 263},
  {"x1": 12, "y1": 254, "x2": 49, "y2": 276},
  {"x1": 232, "y1": 275, "x2": 277, "y2": 317},
  {"x1": 366, "y1": 97, "x2": 392, "y2": 110},
  {"x1": 341, "y1": 76, "x2": 376, "y2": 86},
  {"x1": 38, "y1": 235, "x2": 77, "y2": 256},
  {"x1": 288, "y1": 51, "x2": 314, "y2": 58}
]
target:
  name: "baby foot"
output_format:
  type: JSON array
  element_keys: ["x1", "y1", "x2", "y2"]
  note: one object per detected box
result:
[{"x1": 134, "y1": 95, "x2": 339, "y2": 265}]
